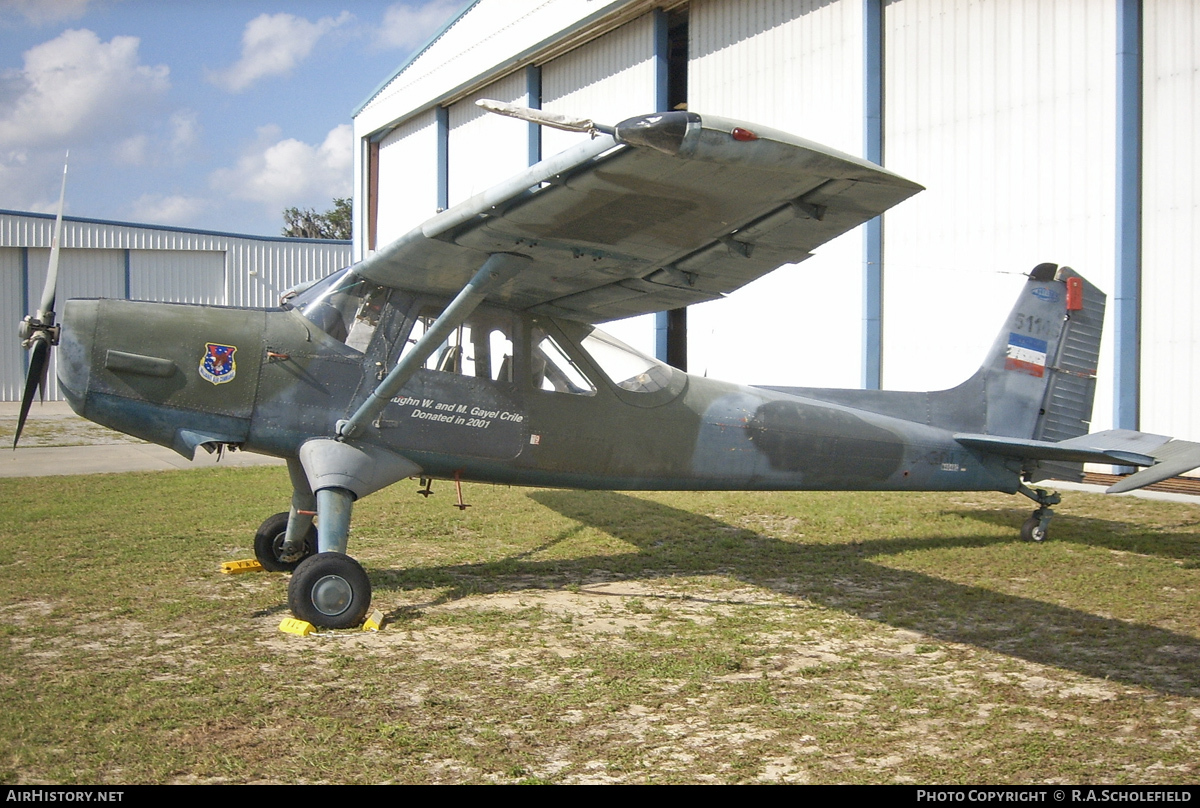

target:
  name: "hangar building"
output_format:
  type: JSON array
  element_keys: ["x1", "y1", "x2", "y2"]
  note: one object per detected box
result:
[
  {"x1": 1, "y1": 209, "x2": 351, "y2": 401},
  {"x1": 351, "y1": 0, "x2": 1199, "y2": 443}
]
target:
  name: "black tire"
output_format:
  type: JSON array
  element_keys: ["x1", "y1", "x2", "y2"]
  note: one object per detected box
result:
[
  {"x1": 1021, "y1": 516, "x2": 1047, "y2": 543},
  {"x1": 254, "y1": 512, "x2": 317, "y2": 572},
  {"x1": 288, "y1": 553, "x2": 372, "y2": 629}
]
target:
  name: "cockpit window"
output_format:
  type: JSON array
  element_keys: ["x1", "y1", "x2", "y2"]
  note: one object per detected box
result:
[
  {"x1": 290, "y1": 268, "x2": 388, "y2": 352},
  {"x1": 578, "y1": 327, "x2": 672, "y2": 393},
  {"x1": 532, "y1": 328, "x2": 596, "y2": 396}
]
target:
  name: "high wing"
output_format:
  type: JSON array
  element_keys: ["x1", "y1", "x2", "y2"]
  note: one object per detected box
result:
[{"x1": 355, "y1": 110, "x2": 923, "y2": 322}]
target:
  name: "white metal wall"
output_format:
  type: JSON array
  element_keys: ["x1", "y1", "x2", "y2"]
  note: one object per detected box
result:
[
  {"x1": 882, "y1": 0, "x2": 1118, "y2": 431},
  {"x1": 541, "y1": 11, "x2": 658, "y2": 157},
  {"x1": 1, "y1": 212, "x2": 353, "y2": 400},
  {"x1": 355, "y1": 0, "x2": 638, "y2": 136},
  {"x1": 129, "y1": 250, "x2": 224, "y2": 305},
  {"x1": 1139, "y1": 0, "x2": 1200, "y2": 438},
  {"x1": 448, "y1": 71, "x2": 532, "y2": 207},
  {"x1": 686, "y1": 0, "x2": 866, "y2": 387},
  {"x1": 375, "y1": 110, "x2": 440, "y2": 249},
  {"x1": 0, "y1": 249, "x2": 25, "y2": 401},
  {"x1": 541, "y1": 11, "x2": 661, "y2": 354}
]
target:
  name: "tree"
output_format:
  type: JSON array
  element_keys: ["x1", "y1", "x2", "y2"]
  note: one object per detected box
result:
[{"x1": 282, "y1": 197, "x2": 352, "y2": 240}]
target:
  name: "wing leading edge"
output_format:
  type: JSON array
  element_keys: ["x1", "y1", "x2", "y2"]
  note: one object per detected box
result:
[{"x1": 355, "y1": 110, "x2": 923, "y2": 322}]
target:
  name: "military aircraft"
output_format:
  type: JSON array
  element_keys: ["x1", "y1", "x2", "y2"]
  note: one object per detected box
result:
[{"x1": 16, "y1": 104, "x2": 1200, "y2": 629}]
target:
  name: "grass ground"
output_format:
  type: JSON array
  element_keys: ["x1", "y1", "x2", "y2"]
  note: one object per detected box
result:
[{"x1": 1, "y1": 466, "x2": 1197, "y2": 784}]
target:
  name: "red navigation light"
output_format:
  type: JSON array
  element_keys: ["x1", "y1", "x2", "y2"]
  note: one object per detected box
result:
[{"x1": 731, "y1": 127, "x2": 759, "y2": 142}]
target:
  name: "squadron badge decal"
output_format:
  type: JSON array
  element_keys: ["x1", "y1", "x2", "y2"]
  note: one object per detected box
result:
[{"x1": 199, "y1": 343, "x2": 237, "y2": 385}]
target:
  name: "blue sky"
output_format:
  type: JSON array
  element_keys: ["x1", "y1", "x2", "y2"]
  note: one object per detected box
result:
[{"x1": 0, "y1": 0, "x2": 469, "y2": 236}]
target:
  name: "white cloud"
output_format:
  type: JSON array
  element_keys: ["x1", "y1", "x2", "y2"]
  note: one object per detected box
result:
[
  {"x1": 169, "y1": 110, "x2": 199, "y2": 153},
  {"x1": 0, "y1": 0, "x2": 91, "y2": 26},
  {"x1": 210, "y1": 11, "x2": 350, "y2": 93},
  {"x1": 211, "y1": 124, "x2": 352, "y2": 215},
  {"x1": 0, "y1": 29, "x2": 169, "y2": 149},
  {"x1": 114, "y1": 134, "x2": 148, "y2": 165},
  {"x1": 376, "y1": 0, "x2": 465, "y2": 51},
  {"x1": 128, "y1": 193, "x2": 207, "y2": 226}
]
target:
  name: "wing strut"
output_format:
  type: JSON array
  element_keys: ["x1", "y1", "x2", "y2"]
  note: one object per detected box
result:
[{"x1": 336, "y1": 252, "x2": 530, "y2": 439}]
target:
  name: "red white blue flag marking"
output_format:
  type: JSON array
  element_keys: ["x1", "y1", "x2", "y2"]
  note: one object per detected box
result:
[
  {"x1": 1005, "y1": 333, "x2": 1047, "y2": 377},
  {"x1": 199, "y1": 343, "x2": 237, "y2": 385}
]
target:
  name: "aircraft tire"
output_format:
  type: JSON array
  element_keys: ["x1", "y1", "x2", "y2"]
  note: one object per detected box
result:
[
  {"x1": 288, "y1": 552, "x2": 371, "y2": 630},
  {"x1": 254, "y1": 512, "x2": 317, "y2": 573},
  {"x1": 1021, "y1": 516, "x2": 1047, "y2": 543}
]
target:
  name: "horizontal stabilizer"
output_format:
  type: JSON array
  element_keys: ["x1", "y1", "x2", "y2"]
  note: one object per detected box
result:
[
  {"x1": 954, "y1": 433, "x2": 1157, "y2": 467},
  {"x1": 1107, "y1": 440, "x2": 1200, "y2": 493},
  {"x1": 957, "y1": 429, "x2": 1200, "y2": 494}
]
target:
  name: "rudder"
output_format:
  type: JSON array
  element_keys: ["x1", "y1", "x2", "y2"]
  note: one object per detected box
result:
[{"x1": 969, "y1": 263, "x2": 1105, "y2": 443}]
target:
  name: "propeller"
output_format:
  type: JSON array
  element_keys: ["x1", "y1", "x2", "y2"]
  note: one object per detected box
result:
[{"x1": 14, "y1": 156, "x2": 68, "y2": 449}]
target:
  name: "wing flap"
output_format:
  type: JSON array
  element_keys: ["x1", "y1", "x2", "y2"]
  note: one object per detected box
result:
[{"x1": 355, "y1": 111, "x2": 922, "y2": 322}]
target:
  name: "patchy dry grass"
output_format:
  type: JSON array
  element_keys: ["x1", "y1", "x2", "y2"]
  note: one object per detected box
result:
[
  {"x1": 0, "y1": 405, "x2": 143, "y2": 447},
  {"x1": 0, "y1": 468, "x2": 1198, "y2": 784}
]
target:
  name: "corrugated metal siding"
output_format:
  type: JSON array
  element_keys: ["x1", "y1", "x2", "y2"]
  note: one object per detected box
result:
[
  {"x1": 375, "y1": 110, "x2": 440, "y2": 248},
  {"x1": 685, "y1": 0, "x2": 866, "y2": 387},
  {"x1": 448, "y1": 71, "x2": 532, "y2": 207},
  {"x1": 2, "y1": 212, "x2": 352, "y2": 400},
  {"x1": 882, "y1": 0, "x2": 1117, "y2": 432},
  {"x1": 1140, "y1": 0, "x2": 1200, "y2": 439},
  {"x1": 541, "y1": 12, "x2": 657, "y2": 157},
  {"x1": 129, "y1": 250, "x2": 224, "y2": 305},
  {"x1": 224, "y1": 241, "x2": 351, "y2": 309},
  {"x1": 0, "y1": 249, "x2": 25, "y2": 401},
  {"x1": 540, "y1": 12, "x2": 659, "y2": 355}
]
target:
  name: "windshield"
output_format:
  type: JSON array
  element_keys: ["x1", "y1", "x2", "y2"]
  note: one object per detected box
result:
[
  {"x1": 578, "y1": 327, "x2": 672, "y2": 393},
  {"x1": 290, "y1": 268, "x2": 388, "y2": 351}
]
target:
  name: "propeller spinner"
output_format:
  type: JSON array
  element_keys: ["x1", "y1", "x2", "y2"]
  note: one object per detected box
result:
[{"x1": 14, "y1": 157, "x2": 68, "y2": 449}]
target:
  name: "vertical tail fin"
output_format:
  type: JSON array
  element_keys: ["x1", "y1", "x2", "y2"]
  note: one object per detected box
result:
[{"x1": 964, "y1": 263, "x2": 1105, "y2": 441}]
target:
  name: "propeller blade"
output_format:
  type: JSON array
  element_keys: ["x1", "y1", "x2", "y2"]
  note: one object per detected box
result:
[
  {"x1": 14, "y1": 155, "x2": 68, "y2": 449},
  {"x1": 38, "y1": 155, "x2": 69, "y2": 319},
  {"x1": 13, "y1": 337, "x2": 50, "y2": 449}
]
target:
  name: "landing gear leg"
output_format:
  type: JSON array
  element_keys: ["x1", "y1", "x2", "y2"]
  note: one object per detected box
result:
[
  {"x1": 1018, "y1": 485, "x2": 1061, "y2": 542},
  {"x1": 287, "y1": 486, "x2": 372, "y2": 629},
  {"x1": 252, "y1": 458, "x2": 320, "y2": 572}
]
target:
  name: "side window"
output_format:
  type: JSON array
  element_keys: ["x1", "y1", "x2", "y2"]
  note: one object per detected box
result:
[
  {"x1": 531, "y1": 327, "x2": 596, "y2": 396},
  {"x1": 578, "y1": 327, "x2": 672, "y2": 393},
  {"x1": 398, "y1": 305, "x2": 514, "y2": 383}
]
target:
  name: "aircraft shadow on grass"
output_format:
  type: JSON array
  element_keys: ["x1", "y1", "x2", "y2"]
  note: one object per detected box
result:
[{"x1": 368, "y1": 490, "x2": 1200, "y2": 698}]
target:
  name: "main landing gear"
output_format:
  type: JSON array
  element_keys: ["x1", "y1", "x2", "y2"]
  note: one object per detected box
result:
[
  {"x1": 251, "y1": 457, "x2": 376, "y2": 629},
  {"x1": 253, "y1": 512, "x2": 316, "y2": 572},
  {"x1": 287, "y1": 552, "x2": 371, "y2": 630},
  {"x1": 1018, "y1": 484, "x2": 1061, "y2": 542}
]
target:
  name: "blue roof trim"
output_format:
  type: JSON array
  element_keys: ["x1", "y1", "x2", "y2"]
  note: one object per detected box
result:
[
  {"x1": 0, "y1": 209, "x2": 351, "y2": 245},
  {"x1": 352, "y1": 0, "x2": 480, "y2": 117}
]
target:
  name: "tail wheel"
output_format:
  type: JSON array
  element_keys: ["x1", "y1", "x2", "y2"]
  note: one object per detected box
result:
[
  {"x1": 254, "y1": 512, "x2": 317, "y2": 572},
  {"x1": 288, "y1": 553, "x2": 371, "y2": 629}
]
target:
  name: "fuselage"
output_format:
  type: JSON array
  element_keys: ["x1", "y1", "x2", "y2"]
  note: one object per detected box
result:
[{"x1": 57, "y1": 295, "x2": 1019, "y2": 497}]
